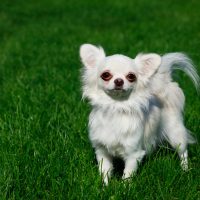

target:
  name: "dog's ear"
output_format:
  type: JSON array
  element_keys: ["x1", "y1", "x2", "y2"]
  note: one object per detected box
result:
[
  {"x1": 135, "y1": 53, "x2": 161, "y2": 77},
  {"x1": 80, "y1": 44, "x2": 105, "y2": 68}
]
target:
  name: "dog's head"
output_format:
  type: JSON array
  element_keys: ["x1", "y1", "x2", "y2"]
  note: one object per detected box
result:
[{"x1": 80, "y1": 44, "x2": 161, "y2": 101}]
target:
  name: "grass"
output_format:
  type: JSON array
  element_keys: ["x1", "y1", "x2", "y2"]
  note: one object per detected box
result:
[{"x1": 0, "y1": 0, "x2": 199, "y2": 199}]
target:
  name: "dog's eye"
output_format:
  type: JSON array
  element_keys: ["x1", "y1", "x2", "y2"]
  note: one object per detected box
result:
[
  {"x1": 101, "y1": 71, "x2": 113, "y2": 81},
  {"x1": 126, "y1": 73, "x2": 137, "y2": 82}
]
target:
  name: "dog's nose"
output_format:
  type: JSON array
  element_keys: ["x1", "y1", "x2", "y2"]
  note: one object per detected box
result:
[{"x1": 114, "y1": 78, "x2": 124, "y2": 87}]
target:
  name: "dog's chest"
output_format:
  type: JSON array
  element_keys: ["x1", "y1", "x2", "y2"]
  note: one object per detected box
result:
[{"x1": 89, "y1": 109, "x2": 143, "y2": 157}]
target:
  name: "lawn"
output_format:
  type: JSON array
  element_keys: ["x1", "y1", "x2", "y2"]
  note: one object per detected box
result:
[{"x1": 0, "y1": 0, "x2": 199, "y2": 199}]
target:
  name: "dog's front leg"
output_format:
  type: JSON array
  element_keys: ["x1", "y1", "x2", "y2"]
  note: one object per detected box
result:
[
  {"x1": 122, "y1": 150, "x2": 145, "y2": 180},
  {"x1": 95, "y1": 148, "x2": 113, "y2": 185}
]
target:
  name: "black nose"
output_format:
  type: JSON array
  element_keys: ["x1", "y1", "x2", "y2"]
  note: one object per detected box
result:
[{"x1": 114, "y1": 78, "x2": 124, "y2": 87}]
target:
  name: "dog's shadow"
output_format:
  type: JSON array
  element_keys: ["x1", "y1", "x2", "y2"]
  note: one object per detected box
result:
[
  {"x1": 112, "y1": 157, "x2": 125, "y2": 179},
  {"x1": 112, "y1": 157, "x2": 147, "y2": 179}
]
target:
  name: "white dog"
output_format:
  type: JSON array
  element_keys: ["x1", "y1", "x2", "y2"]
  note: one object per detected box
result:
[{"x1": 80, "y1": 44, "x2": 199, "y2": 185}]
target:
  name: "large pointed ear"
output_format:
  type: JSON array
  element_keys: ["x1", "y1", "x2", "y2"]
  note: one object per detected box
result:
[
  {"x1": 80, "y1": 44, "x2": 105, "y2": 68},
  {"x1": 135, "y1": 53, "x2": 161, "y2": 77}
]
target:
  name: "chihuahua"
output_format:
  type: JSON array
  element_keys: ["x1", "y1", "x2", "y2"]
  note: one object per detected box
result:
[{"x1": 80, "y1": 44, "x2": 199, "y2": 185}]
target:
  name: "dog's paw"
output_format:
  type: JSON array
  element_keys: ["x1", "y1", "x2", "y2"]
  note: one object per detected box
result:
[{"x1": 181, "y1": 159, "x2": 188, "y2": 171}]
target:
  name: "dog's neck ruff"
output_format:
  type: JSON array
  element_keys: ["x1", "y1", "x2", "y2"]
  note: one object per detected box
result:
[{"x1": 88, "y1": 89, "x2": 154, "y2": 115}]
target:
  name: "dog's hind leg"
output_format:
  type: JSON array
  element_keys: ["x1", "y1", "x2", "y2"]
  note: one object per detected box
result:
[{"x1": 161, "y1": 110, "x2": 194, "y2": 170}]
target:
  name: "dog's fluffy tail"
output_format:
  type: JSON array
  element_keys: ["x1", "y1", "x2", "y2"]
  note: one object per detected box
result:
[{"x1": 159, "y1": 53, "x2": 200, "y2": 92}]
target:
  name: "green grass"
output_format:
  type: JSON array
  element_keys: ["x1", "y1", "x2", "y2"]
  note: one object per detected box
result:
[{"x1": 0, "y1": 0, "x2": 200, "y2": 199}]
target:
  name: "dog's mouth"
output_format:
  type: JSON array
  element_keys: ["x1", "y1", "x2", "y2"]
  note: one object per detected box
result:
[
  {"x1": 111, "y1": 87, "x2": 126, "y2": 93},
  {"x1": 105, "y1": 87, "x2": 132, "y2": 100},
  {"x1": 113, "y1": 87, "x2": 124, "y2": 91}
]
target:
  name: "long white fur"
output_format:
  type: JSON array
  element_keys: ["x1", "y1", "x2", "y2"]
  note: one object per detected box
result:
[{"x1": 80, "y1": 44, "x2": 199, "y2": 185}]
